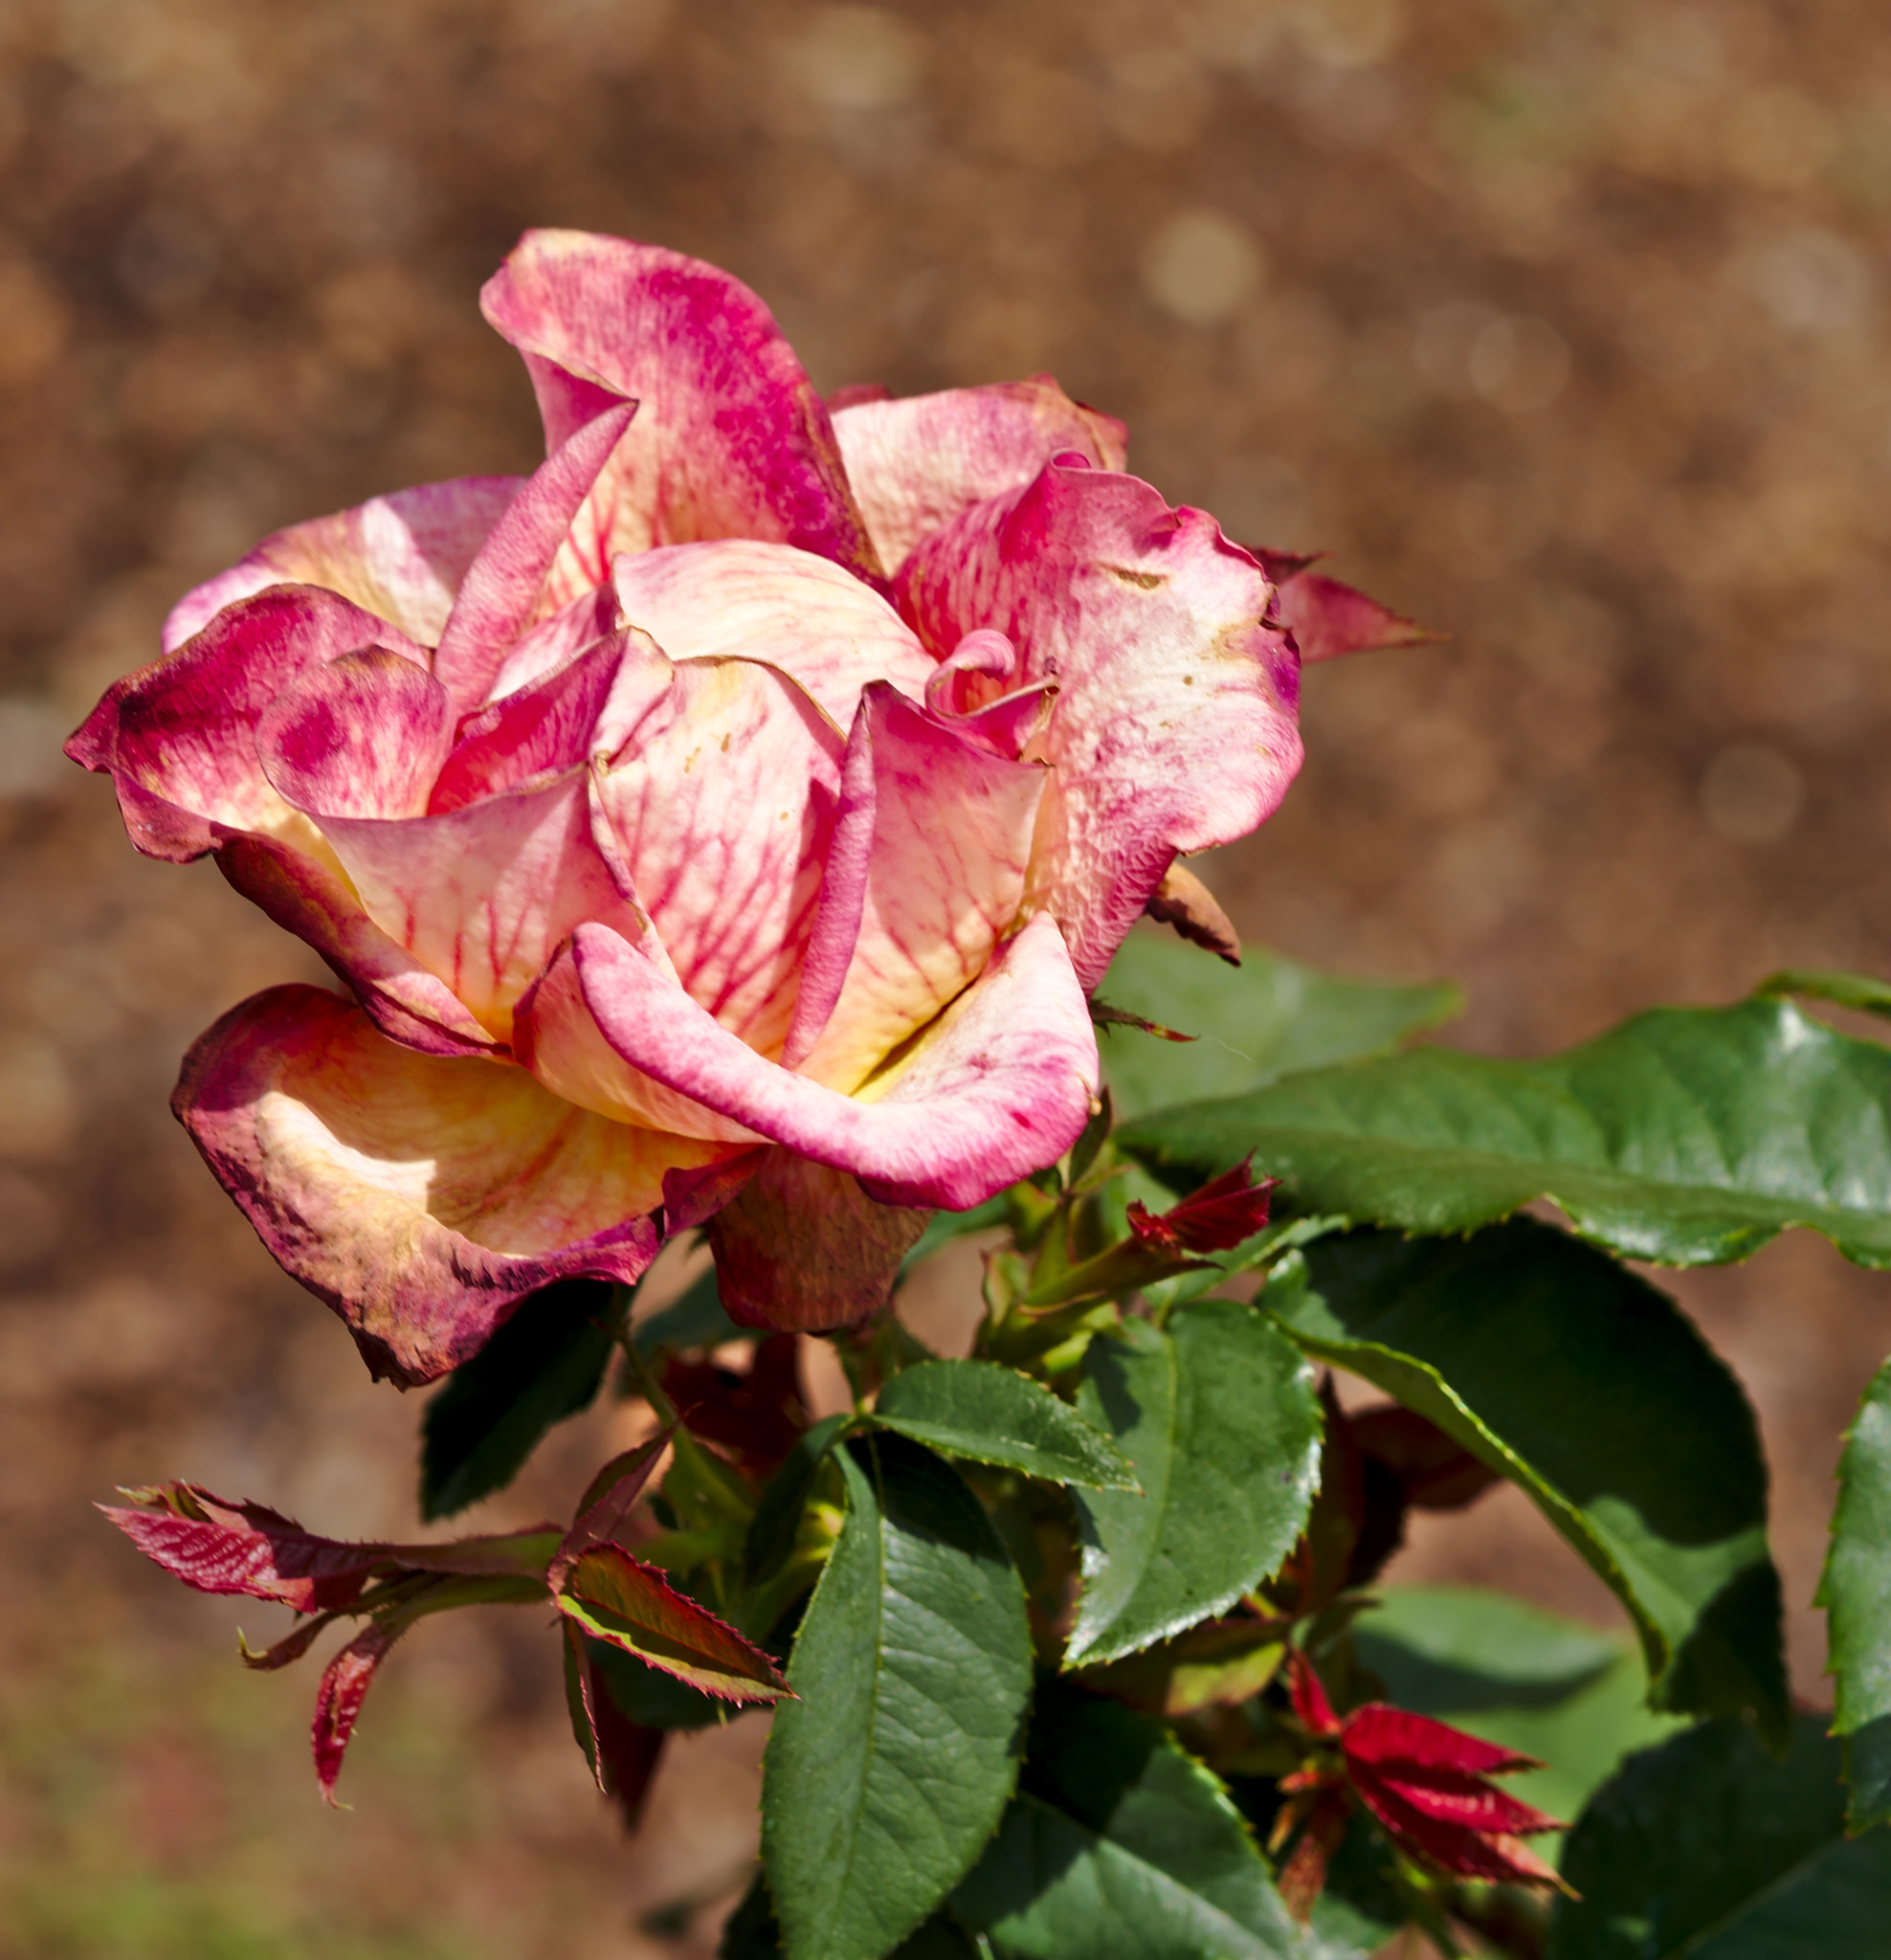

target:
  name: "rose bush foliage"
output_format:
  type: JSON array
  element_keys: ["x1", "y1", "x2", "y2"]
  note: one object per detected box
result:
[{"x1": 68, "y1": 229, "x2": 1418, "y2": 1380}]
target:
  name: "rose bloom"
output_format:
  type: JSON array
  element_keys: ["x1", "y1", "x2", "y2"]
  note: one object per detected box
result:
[{"x1": 69, "y1": 232, "x2": 1397, "y2": 1383}]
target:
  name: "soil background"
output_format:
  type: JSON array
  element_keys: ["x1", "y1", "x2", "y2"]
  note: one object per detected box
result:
[{"x1": 2, "y1": 1, "x2": 1889, "y2": 1952}]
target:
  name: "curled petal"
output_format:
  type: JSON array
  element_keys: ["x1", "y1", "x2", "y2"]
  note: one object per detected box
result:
[
  {"x1": 898, "y1": 459, "x2": 1301, "y2": 991},
  {"x1": 546, "y1": 910, "x2": 1098, "y2": 1210},
  {"x1": 706, "y1": 1149, "x2": 928, "y2": 1331},
  {"x1": 171, "y1": 986, "x2": 717, "y2": 1384},
  {"x1": 612, "y1": 539, "x2": 934, "y2": 729},
  {"x1": 432, "y1": 399, "x2": 638, "y2": 713},
  {"x1": 591, "y1": 655, "x2": 846, "y2": 1054},
  {"x1": 483, "y1": 583, "x2": 622, "y2": 702},
  {"x1": 432, "y1": 629, "x2": 673, "y2": 812},
  {"x1": 789, "y1": 683, "x2": 1048, "y2": 1092},
  {"x1": 294, "y1": 770, "x2": 650, "y2": 1043},
  {"x1": 162, "y1": 477, "x2": 523, "y2": 654},
  {"x1": 480, "y1": 230, "x2": 879, "y2": 596},
  {"x1": 216, "y1": 835, "x2": 503, "y2": 1058},
  {"x1": 66, "y1": 586, "x2": 426, "y2": 863},
  {"x1": 833, "y1": 377, "x2": 1127, "y2": 575}
]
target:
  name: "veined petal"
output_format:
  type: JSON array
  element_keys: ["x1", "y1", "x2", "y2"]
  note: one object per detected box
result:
[
  {"x1": 162, "y1": 478, "x2": 523, "y2": 653},
  {"x1": 898, "y1": 459, "x2": 1301, "y2": 992},
  {"x1": 256, "y1": 648, "x2": 456, "y2": 821},
  {"x1": 217, "y1": 834, "x2": 504, "y2": 1058},
  {"x1": 833, "y1": 377, "x2": 1127, "y2": 575},
  {"x1": 612, "y1": 539, "x2": 934, "y2": 728},
  {"x1": 551, "y1": 910, "x2": 1098, "y2": 1211},
  {"x1": 705, "y1": 1149, "x2": 928, "y2": 1332},
  {"x1": 430, "y1": 631, "x2": 673, "y2": 813},
  {"x1": 432, "y1": 399, "x2": 638, "y2": 713},
  {"x1": 790, "y1": 684, "x2": 1047, "y2": 1092},
  {"x1": 291, "y1": 769, "x2": 648, "y2": 1043},
  {"x1": 172, "y1": 986, "x2": 721, "y2": 1384},
  {"x1": 66, "y1": 586, "x2": 427, "y2": 864},
  {"x1": 479, "y1": 230, "x2": 879, "y2": 598},
  {"x1": 484, "y1": 584, "x2": 621, "y2": 702},
  {"x1": 591, "y1": 656, "x2": 845, "y2": 1054}
]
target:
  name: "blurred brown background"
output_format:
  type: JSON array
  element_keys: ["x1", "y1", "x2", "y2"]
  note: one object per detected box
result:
[{"x1": 3, "y1": 0, "x2": 1889, "y2": 1951}]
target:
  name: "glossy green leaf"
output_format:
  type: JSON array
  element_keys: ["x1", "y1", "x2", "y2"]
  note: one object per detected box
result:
[
  {"x1": 1279, "y1": 1225, "x2": 1789, "y2": 1738},
  {"x1": 873, "y1": 1360, "x2": 1138, "y2": 1491},
  {"x1": 1121, "y1": 998, "x2": 1891, "y2": 1268},
  {"x1": 1814, "y1": 1357, "x2": 1891, "y2": 1830},
  {"x1": 1353, "y1": 1587, "x2": 1688, "y2": 1844},
  {"x1": 1067, "y1": 1300, "x2": 1323, "y2": 1667},
  {"x1": 419, "y1": 1277, "x2": 617, "y2": 1520},
  {"x1": 954, "y1": 1683, "x2": 1306, "y2": 1959},
  {"x1": 1756, "y1": 966, "x2": 1891, "y2": 1019},
  {"x1": 742, "y1": 1413, "x2": 849, "y2": 1592},
  {"x1": 762, "y1": 1437, "x2": 1033, "y2": 1960},
  {"x1": 1546, "y1": 1717, "x2": 1891, "y2": 1959},
  {"x1": 1097, "y1": 929, "x2": 1459, "y2": 1121}
]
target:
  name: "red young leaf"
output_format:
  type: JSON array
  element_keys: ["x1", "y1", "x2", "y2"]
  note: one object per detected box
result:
[
  {"x1": 102, "y1": 1482, "x2": 561, "y2": 1613},
  {"x1": 101, "y1": 1486, "x2": 389, "y2": 1613},
  {"x1": 563, "y1": 1621, "x2": 669, "y2": 1831},
  {"x1": 1284, "y1": 1647, "x2": 1344, "y2": 1737},
  {"x1": 1341, "y1": 1703, "x2": 1542, "y2": 1778},
  {"x1": 312, "y1": 1620, "x2": 399, "y2": 1805},
  {"x1": 662, "y1": 1335, "x2": 807, "y2": 1479},
  {"x1": 553, "y1": 1541, "x2": 791, "y2": 1704},
  {"x1": 1348, "y1": 1775, "x2": 1568, "y2": 1888},
  {"x1": 1276, "y1": 1786, "x2": 1350, "y2": 1923},
  {"x1": 564, "y1": 1431, "x2": 674, "y2": 1556},
  {"x1": 1127, "y1": 1158, "x2": 1275, "y2": 1257}
]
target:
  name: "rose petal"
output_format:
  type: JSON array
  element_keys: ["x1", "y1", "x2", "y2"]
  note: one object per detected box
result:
[
  {"x1": 612, "y1": 538, "x2": 934, "y2": 729},
  {"x1": 545, "y1": 909, "x2": 1097, "y2": 1210},
  {"x1": 288, "y1": 769, "x2": 649, "y2": 1043},
  {"x1": 217, "y1": 834, "x2": 504, "y2": 1058},
  {"x1": 833, "y1": 377, "x2": 1128, "y2": 575},
  {"x1": 591, "y1": 655, "x2": 846, "y2": 1054},
  {"x1": 898, "y1": 458, "x2": 1301, "y2": 991},
  {"x1": 705, "y1": 1149, "x2": 928, "y2": 1331},
  {"x1": 66, "y1": 586, "x2": 426, "y2": 863},
  {"x1": 432, "y1": 399, "x2": 638, "y2": 713},
  {"x1": 256, "y1": 647, "x2": 456, "y2": 821},
  {"x1": 163, "y1": 478, "x2": 523, "y2": 654},
  {"x1": 480, "y1": 230, "x2": 879, "y2": 598},
  {"x1": 789, "y1": 683, "x2": 1048, "y2": 1092},
  {"x1": 483, "y1": 583, "x2": 623, "y2": 702},
  {"x1": 172, "y1": 986, "x2": 718, "y2": 1384}
]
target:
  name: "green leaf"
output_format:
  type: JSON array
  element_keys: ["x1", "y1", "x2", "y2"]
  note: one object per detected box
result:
[
  {"x1": 1067, "y1": 1300, "x2": 1323, "y2": 1667},
  {"x1": 1279, "y1": 1224, "x2": 1789, "y2": 1738},
  {"x1": 1756, "y1": 966, "x2": 1891, "y2": 1019},
  {"x1": 742, "y1": 1413, "x2": 850, "y2": 1591},
  {"x1": 1120, "y1": 997, "x2": 1891, "y2": 1268},
  {"x1": 1353, "y1": 1586, "x2": 1688, "y2": 1844},
  {"x1": 587, "y1": 1635, "x2": 728, "y2": 1731},
  {"x1": 762, "y1": 1437, "x2": 1033, "y2": 1960},
  {"x1": 1546, "y1": 1717, "x2": 1891, "y2": 1959},
  {"x1": 1815, "y1": 1357, "x2": 1891, "y2": 1830},
  {"x1": 954, "y1": 1682, "x2": 1305, "y2": 1959},
  {"x1": 873, "y1": 1360, "x2": 1139, "y2": 1491},
  {"x1": 419, "y1": 1277, "x2": 618, "y2": 1520},
  {"x1": 719, "y1": 1877, "x2": 984, "y2": 1959},
  {"x1": 1097, "y1": 930, "x2": 1459, "y2": 1121}
]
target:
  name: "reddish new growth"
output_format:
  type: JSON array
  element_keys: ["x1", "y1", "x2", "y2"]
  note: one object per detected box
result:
[
  {"x1": 1272, "y1": 1650, "x2": 1570, "y2": 1920},
  {"x1": 1126, "y1": 1155, "x2": 1278, "y2": 1258}
]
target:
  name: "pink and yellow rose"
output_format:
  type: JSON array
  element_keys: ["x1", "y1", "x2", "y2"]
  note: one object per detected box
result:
[{"x1": 69, "y1": 230, "x2": 1406, "y2": 1380}]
